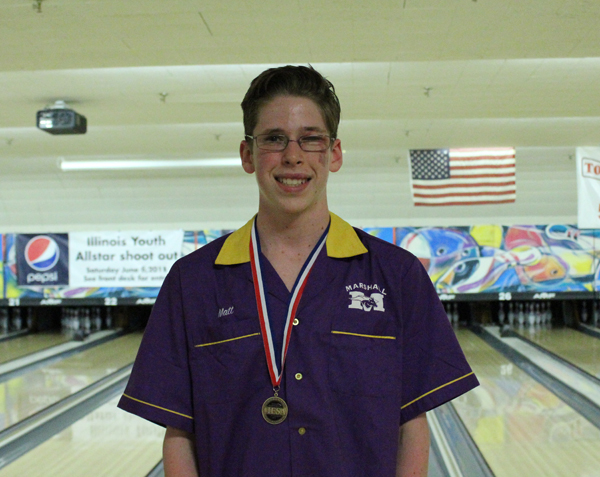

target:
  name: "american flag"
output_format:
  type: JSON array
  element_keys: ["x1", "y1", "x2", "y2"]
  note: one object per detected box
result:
[{"x1": 409, "y1": 148, "x2": 516, "y2": 206}]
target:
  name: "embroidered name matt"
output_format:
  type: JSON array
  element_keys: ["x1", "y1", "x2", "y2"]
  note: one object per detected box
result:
[
  {"x1": 346, "y1": 283, "x2": 386, "y2": 312},
  {"x1": 218, "y1": 306, "x2": 234, "y2": 318}
]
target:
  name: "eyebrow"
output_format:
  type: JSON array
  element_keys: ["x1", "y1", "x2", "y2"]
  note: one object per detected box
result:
[{"x1": 258, "y1": 126, "x2": 328, "y2": 135}]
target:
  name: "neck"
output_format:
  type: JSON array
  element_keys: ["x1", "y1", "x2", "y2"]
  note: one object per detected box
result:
[
  {"x1": 256, "y1": 207, "x2": 329, "y2": 292},
  {"x1": 255, "y1": 206, "x2": 330, "y2": 252}
]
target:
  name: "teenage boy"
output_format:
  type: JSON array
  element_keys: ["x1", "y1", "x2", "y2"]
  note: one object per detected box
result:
[{"x1": 118, "y1": 65, "x2": 478, "y2": 477}]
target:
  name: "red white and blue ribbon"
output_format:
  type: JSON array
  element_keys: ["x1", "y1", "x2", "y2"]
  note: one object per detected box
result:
[{"x1": 249, "y1": 218, "x2": 328, "y2": 387}]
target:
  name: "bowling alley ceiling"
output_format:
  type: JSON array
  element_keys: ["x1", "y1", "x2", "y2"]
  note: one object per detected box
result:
[
  {"x1": 1, "y1": 0, "x2": 600, "y2": 167},
  {"x1": 0, "y1": 0, "x2": 599, "y2": 230}
]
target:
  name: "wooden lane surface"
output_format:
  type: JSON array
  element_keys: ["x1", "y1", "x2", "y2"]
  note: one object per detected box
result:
[
  {"x1": 513, "y1": 326, "x2": 600, "y2": 379},
  {"x1": 452, "y1": 329, "x2": 600, "y2": 477},
  {"x1": 0, "y1": 396, "x2": 162, "y2": 477},
  {"x1": 0, "y1": 332, "x2": 143, "y2": 432},
  {"x1": 0, "y1": 333, "x2": 72, "y2": 364}
]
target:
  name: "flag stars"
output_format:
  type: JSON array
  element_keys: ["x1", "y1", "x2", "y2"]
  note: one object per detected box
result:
[{"x1": 410, "y1": 150, "x2": 450, "y2": 180}]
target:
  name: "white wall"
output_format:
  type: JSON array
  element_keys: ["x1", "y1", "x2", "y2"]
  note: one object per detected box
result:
[
  {"x1": 331, "y1": 146, "x2": 577, "y2": 227},
  {"x1": 0, "y1": 146, "x2": 577, "y2": 233}
]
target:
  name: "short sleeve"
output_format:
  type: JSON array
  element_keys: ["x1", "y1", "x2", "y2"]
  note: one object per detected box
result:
[
  {"x1": 399, "y1": 257, "x2": 479, "y2": 425},
  {"x1": 117, "y1": 262, "x2": 194, "y2": 433}
]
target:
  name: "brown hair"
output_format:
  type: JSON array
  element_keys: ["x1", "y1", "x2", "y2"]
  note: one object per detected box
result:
[{"x1": 241, "y1": 65, "x2": 341, "y2": 139}]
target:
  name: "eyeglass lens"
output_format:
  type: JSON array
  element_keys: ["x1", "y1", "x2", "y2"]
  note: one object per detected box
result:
[{"x1": 255, "y1": 134, "x2": 330, "y2": 152}]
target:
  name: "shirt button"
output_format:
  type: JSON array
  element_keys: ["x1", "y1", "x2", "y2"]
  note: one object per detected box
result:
[
  {"x1": 298, "y1": 427, "x2": 306, "y2": 435},
  {"x1": 295, "y1": 373, "x2": 303, "y2": 380},
  {"x1": 293, "y1": 318, "x2": 299, "y2": 326}
]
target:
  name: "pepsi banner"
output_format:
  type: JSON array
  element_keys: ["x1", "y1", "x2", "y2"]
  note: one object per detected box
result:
[{"x1": 16, "y1": 234, "x2": 69, "y2": 286}]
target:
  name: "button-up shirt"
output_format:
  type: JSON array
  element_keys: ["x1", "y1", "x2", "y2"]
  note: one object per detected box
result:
[{"x1": 118, "y1": 212, "x2": 478, "y2": 477}]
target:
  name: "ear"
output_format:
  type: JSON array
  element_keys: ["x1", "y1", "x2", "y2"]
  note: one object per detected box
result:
[
  {"x1": 328, "y1": 138, "x2": 343, "y2": 173},
  {"x1": 240, "y1": 140, "x2": 255, "y2": 174}
]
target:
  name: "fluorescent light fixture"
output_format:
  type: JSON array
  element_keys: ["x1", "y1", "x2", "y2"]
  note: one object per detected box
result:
[{"x1": 58, "y1": 157, "x2": 241, "y2": 171}]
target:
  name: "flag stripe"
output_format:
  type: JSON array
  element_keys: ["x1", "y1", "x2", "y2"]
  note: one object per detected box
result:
[
  {"x1": 450, "y1": 164, "x2": 515, "y2": 170},
  {"x1": 450, "y1": 156, "x2": 515, "y2": 162},
  {"x1": 415, "y1": 194, "x2": 516, "y2": 203},
  {"x1": 414, "y1": 190, "x2": 515, "y2": 198},
  {"x1": 449, "y1": 158, "x2": 515, "y2": 165},
  {"x1": 414, "y1": 199, "x2": 516, "y2": 206},
  {"x1": 449, "y1": 173, "x2": 515, "y2": 179},
  {"x1": 413, "y1": 182, "x2": 515, "y2": 190},
  {"x1": 413, "y1": 176, "x2": 515, "y2": 185},
  {"x1": 412, "y1": 177, "x2": 515, "y2": 186}
]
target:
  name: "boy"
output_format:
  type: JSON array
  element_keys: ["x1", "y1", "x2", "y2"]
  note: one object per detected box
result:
[{"x1": 118, "y1": 65, "x2": 478, "y2": 476}]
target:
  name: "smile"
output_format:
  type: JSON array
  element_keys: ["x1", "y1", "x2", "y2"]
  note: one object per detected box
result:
[{"x1": 277, "y1": 177, "x2": 309, "y2": 186}]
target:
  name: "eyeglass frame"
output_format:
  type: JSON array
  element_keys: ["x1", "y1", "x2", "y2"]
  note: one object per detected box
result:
[{"x1": 244, "y1": 133, "x2": 336, "y2": 153}]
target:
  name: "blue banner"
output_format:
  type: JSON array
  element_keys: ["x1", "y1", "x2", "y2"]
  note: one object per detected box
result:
[{"x1": 15, "y1": 234, "x2": 70, "y2": 287}]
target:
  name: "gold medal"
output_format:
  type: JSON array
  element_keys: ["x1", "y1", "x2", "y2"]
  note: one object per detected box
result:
[{"x1": 261, "y1": 396, "x2": 288, "y2": 425}]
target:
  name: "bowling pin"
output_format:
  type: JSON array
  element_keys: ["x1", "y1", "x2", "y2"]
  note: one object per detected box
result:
[
  {"x1": 69, "y1": 308, "x2": 75, "y2": 330},
  {"x1": 498, "y1": 303, "x2": 505, "y2": 326},
  {"x1": 451, "y1": 303, "x2": 459, "y2": 326},
  {"x1": 26, "y1": 308, "x2": 33, "y2": 330},
  {"x1": 73, "y1": 308, "x2": 80, "y2": 331},
  {"x1": 12, "y1": 308, "x2": 22, "y2": 331},
  {"x1": 518, "y1": 302, "x2": 525, "y2": 326},
  {"x1": 105, "y1": 308, "x2": 113, "y2": 329},
  {"x1": 508, "y1": 302, "x2": 515, "y2": 327},
  {"x1": 0, "y1": 309, "x2": 8, "y2": 334},
  {"x1": 94, "y1": 307, "x2": 102, "y2": 330},
  {"x1": 83, "y1": 308, "x2": 91, "y2": 333},
  {"x1": 527, "y1": 302, "x2": 535, "y2": 327}
]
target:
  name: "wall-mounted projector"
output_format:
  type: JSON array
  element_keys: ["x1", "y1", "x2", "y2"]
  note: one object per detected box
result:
[{"x1": 36, "y1": 100, "x2": 87, "y2": 135}]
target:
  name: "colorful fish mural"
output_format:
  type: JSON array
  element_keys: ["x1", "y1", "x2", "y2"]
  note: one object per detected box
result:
[{"x1": 3, "y1": 224, "x2": 600, "y2": 299}]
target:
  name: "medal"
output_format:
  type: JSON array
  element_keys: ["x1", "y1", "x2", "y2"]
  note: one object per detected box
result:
[
  {"x1": 250, "y1": 218, "x2": 328, "y2": 423},
  {"x1": 261, "y1": 395, "x2": 289, "y2": 425}
]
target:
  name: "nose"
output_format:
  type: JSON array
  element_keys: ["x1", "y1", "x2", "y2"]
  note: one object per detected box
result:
[{"x1": 282, "y1": 139, "x2": 303, "y2": 165}]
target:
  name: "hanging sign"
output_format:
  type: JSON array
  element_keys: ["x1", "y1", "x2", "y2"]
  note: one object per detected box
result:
[{"x1": 69, "y1": 230, "x2": 184, "y2": 287}]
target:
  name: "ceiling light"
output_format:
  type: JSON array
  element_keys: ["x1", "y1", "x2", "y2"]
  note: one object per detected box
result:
[{"x1": 58, "y1": 158, "x2": 240, "y2": 171}]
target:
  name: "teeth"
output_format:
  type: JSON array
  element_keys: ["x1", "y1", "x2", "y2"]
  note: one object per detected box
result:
[{"x1": 278, "y1": 178, "x2": 307, "y2": 186}]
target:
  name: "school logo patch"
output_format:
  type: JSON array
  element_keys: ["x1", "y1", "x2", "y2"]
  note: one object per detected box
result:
[{"x1": 346, "y1": 283, "x2": 386, "y2": 312}]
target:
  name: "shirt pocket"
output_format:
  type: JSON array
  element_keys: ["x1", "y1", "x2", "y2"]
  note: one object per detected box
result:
[
  {"x1": 329, "y1": 314, "x2": 399, "y2": 398},
  {"x1": 190, "y1": 317, "x2": 266, "y2": 403}
]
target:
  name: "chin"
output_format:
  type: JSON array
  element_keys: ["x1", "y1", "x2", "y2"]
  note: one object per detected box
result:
[{"x1": 283, "y1": 198, "x2": 326, "y2": 216}]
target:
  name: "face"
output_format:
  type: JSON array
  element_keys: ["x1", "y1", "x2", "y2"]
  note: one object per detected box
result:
[{"x1": 240, "y1": 95, "x2": 342, "y2": 219}]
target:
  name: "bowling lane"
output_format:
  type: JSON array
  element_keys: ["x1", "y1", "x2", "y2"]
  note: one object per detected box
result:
[
  {"x1": 0, "y1": 332, "x2": 72, "y2": 364},
  {"x1": 452, "y1": 329, "x2": 600, "y2": 477},
  {"x1": 513, "y1": 326, "x2": 600, "y2": 379},
  {"x1": 0, "y1": 396, "x2": 162, "y2": 477},
  {"x1": 0, "y1": 332, "x2": 142, "y2": 432}
]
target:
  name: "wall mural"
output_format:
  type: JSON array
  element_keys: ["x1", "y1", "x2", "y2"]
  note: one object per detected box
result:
[
  {"x1": 365, "y1": 225, "x2": 600, "y2": 294},
  {"x1": 2, "y1": 224, "x2": 599, "y2": 300}
]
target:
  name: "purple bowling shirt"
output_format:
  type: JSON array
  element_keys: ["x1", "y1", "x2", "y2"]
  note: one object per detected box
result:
[{"x1": 118, "y1": 213, "x2": 478, "y2": 477}]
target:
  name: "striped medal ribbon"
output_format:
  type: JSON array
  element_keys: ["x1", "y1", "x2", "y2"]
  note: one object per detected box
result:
[{"x1": 249, "y1": 218, "x2": 328, "y2": 424}]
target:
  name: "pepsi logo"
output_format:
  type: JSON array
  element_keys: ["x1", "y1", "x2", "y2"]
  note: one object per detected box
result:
[{"x1": 24, "y1": 235, "x2": 60, "y2": 271}]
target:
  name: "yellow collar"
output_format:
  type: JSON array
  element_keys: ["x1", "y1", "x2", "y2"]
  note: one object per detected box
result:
[{"x1": 215, "y1": 212, "x2": 368, "y2": 265}]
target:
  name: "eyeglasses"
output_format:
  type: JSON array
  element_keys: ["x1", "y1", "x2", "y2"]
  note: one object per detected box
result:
[{"x1": 245, "y1": 134, "x2": 334, "y2": 152}]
